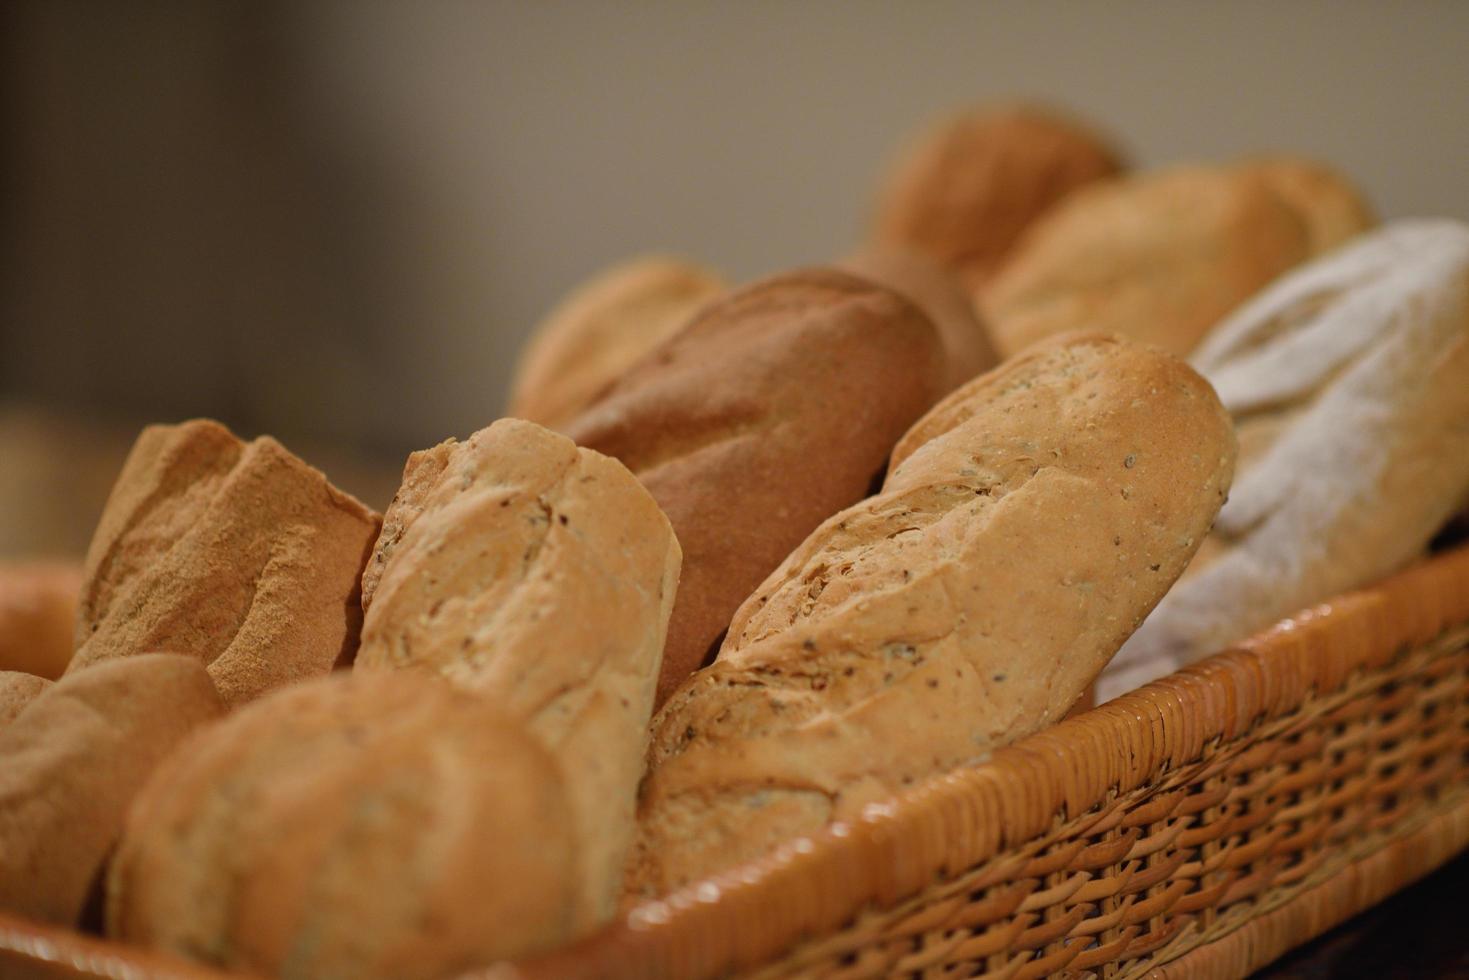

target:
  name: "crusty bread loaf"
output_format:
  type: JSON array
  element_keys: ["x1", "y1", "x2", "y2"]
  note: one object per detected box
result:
[
  {"x1": 68, "y1": 419, "x2": 381, "y2": 706},
  {"x1": 0, "y1": 560, "x2": 81, "y2": 679},
  {"x1": 0, "y1": 654, "x2": 223, "y2": 926},
  {"x1": 630, "y1": 333, "x2": 1236, "y2": 894},
  {"x1": 0, "y1": 671, "x2": 50, "y2": 727},
  {"x1": 840, "y1": 246, "x2": 1000, "y2": 390},
  {"x1": 356, "y1": 417, "x2": 680, "y2": 925},
  {"x1": 1237, "y1": 156, "x2": 1375, "y2": 256},
  {"x1": 1100, "y1": 220, "x2": 1469, "y2": 701},
  {"x1": 108, "y1": 672, "x2": 579, "y2": 980},
  {"x1": 564, "y1": 269, "x2": 944, "y2": 706},
  {"x1": 871, "y1": 104, "x2": 1123, "y2": 290},
  {"x1": 508, "y1": 255, "x2": 726, "y2": 429},
  {"x1": 983, "y1": 166, "x2": 1311, "y2": 357}
]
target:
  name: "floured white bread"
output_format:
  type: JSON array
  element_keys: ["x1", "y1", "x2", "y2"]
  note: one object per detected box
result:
[
  {"x1": 1100, "y1": 219, "x2": 1469, "y2": 701},
  {"x1": 356, "y1": 417, "x2": 681, "y2": 926}
]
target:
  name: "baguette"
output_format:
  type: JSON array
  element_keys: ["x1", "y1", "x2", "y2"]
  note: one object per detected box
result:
[
  {"x1": 0, "y1": 655, "x2": 223, "y2": 926},
  {"x1": 1100, "y1": 219, "x2": 1469, "y2": 700},
  {"x1": 564, "y1": 269, "x2": 944, "y2": 706},
  {"x1": 68, "y1": 419, "x2": 381, "y2": 706},
  {"x1": 632, "y1": 333, "x2": 1236, "y2": 894},
  {"x1": 983, "y1": 166, "x2": 1310, "y2": 357},
  {"x1": 508, "y1": 255, "x2": 725, "y2": 429},
  {"x1": 356, "y1": 417, "x2": 680, "y2": 925},
  {"x1": 108, "y1": 672, "x2": 580, "y2": 980},
  {"x1": 1236, "y1": 156, "x2": 1375, "y2": 256},
  {"x1": 871, "y1": 104, "x2": 1123, "y2": 290},
  {"x1": 0, "y1": 560, "x2": 81, "y2": 679}
]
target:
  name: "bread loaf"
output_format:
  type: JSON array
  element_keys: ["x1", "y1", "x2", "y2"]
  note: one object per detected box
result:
[
  {"x1": 1237, "y1": 157, "x2": 1375, "y2": 256},
  {"x1": 508, "y1": 255, "x2": 725, "y2": 429},
  {"x1": 68, "y1": 419, "x2": 381, "y2": 706},
  {"x1": 356, "y1": 417, "x2": 680, "y2": 924},
  {"x1": 840, "y1": 246, "x2": 999, "y2": 390},
  {"x1": 0, "y1": 560, "x2": 81, "y2": 679},
  {"x1": 564, "y1": 269, "x2": 944, "y2": 705},
  {"x1": 631, "y1": 333, "x2": 1236, "y2": 894},
  {"x1": 1100, "y1": 220, "x2": 1469, "y2": 701},
  {"x1": 983, "y1": 166, "x2": 1311, "y2": 357},
  {"x1": 0, "y1": 654, "x2": 223, "y2": 926},
  {"x1": 108, "y1": 672, "x2": 580, "y2": 980},
  {"x1": 871, "y1": 104, "x2": 1123, "y2": 289},
  {"x1": 0, "y1": 671, "x2": 50, "y2": 727}
]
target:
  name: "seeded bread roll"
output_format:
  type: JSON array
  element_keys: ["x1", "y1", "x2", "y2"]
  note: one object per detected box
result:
[
  {"x1": 108, "y1": 672, "x2": 580, "y2": 980},
  {"x1": 871, "y1": 104, "x2": 1123, "y2": 290},
  {"x1": 630, "y1": 333, "x2": 1236, "y2": 895},
  {"x1": 508, "y1": 256, "x2": 726, "y2": 430},
  {"x1": 564, "y1": 269, "x2": 944, "y2": 706},
  {"x1": 984, "y1": 166, "x2": 1311, "y2": 357},
  {"x1": 68, "y1": 419, "x2": 381, "y2": 706},
  {"x1": 0, "y1": 560, "x2": 81, "y2": 679},
  {"x1": 1100, "y1": 220, "x2": 1469, "y2": 701},
  {"x1": 840, "y1": 246, "x2": 1000, "y2": 390},
  {"x1": 0, "y1": 654, "x2": 224, "y2": 926},
  {"x1": 1236, "y1": 157, "x2": 1375, "y2": 256},
  {"x1": 0, "y1": 671, "x2": 50, "y2": 727},
  {"x1": 357, "y1": 417, "x2": 680, "y2": 925}
]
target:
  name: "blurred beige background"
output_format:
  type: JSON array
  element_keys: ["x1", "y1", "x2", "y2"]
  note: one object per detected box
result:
[{"x1": 3, "y1": 0, "x2": 1468, "y2": 550}]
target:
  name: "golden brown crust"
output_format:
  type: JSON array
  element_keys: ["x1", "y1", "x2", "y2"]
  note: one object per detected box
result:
[
  {"x1": 564, "y1": 268, "x2": 945, "y2": 707},
  {"x1": 871, "y1": 104, "x2": 1124, "y2": 290},
  {"x1": 1236, "y1": 156, "x2": 1376, "y2": 255},
  {"x1": 108, "y1": 671, "x2": 580, "y2": 980},
  {"x1": 983, "y1": 166, "x2": 1311, "y2": 357},
  {"x1": 0, "y1": 655, "x2": 224, "y2": 927},
  {"x1": 356, "y1": 418, "x2": 680, "y2": 924},
  {"x1": 508, "y1": 256, "x2": 726, "y2": 430},
  {"x1": 839, "y1": 246, "x2": 1000, "y2": 390},
  {"x1": 0, "y1": 561, "x2": 82, "y2": 679},
  {"x1": 630, "y1": 333, "x2": 1236, "y2": 895},
  {"x1": 68, "y1": 419, "x2": 381, "y2": 706},
  {"x1": 0, "y1": 671, "x2": 50, "y2": 727}
]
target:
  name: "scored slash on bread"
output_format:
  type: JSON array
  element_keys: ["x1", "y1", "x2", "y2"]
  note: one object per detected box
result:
[
  {"x1": 0, "y1": 671, "x2": 51, "y2": 728},
  {"x1": 630, "y1": 332, "x2": 1237, "y2": 896},
  {"x1": 67, "y1": 419, "x2": 381, "y2": 707},
  {"x1": 356, "y1": 417, "x2": 681, "y2": 927},
  {"x1": 564, "y1": 268, "x2": 947, "y2": 708},
  {"x1": 1101, "y1": 219, "x2": 1469, "y2": 700}
]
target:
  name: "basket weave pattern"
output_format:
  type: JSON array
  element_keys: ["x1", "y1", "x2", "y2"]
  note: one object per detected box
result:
[{"x1": 517, "y1": 546, "x2": 1469, "y2": 980}]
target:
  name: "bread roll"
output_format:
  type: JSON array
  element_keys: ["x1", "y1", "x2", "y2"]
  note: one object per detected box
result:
[
  {"x1": 1237, "y1": 156, "x2": 1375, "y2": 256},
  {"x1": 1100, "y1": 220, "x2": 1469, "y2": 701},
  {"x1": 508, "y1": 255, "x2": 725, "y2": 429},
  {"x1": 564, "y1": 269, "x2": 944, "y2": 706},
  {"x1": 983, "y1": 166, "x2": 1310, "y2": 357},
  {"x1": 0, "y1": 560, "x2": 81, "y2": 679},
  {"x1": 840, "y1": 246, "x2": 999, "y2": 390},
  {"x1": 631, "y1": 333, "x2": 1236, "y2": 894},
  {"x1": 0, "y1": 654, "x2": 223, "y2": 926},
  {"x1": 0, "y1": 671, "x2": 50, "y2": 727},
  {"x1": 871, "y1": 104, "x2": 1123, "y2": 289},
  {"x1": 68, "y1": 419, "x2": 381, "y2": 706},
  {"x1": 108, "y1": 672, "x2": 579, "y2": 980},
  {"x1": 357, "y1": 417, "x2": 679, "y2": 924}
]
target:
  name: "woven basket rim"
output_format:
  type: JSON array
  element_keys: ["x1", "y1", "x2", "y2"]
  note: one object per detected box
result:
[{"x1": 510, "y1": 543, "x2": 1469, "y2": 979}]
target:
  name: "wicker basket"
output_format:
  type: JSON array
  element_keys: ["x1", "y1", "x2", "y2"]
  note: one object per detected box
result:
[{"x1": 4, "y1": 545, "x2": 1467, "y2": 979}]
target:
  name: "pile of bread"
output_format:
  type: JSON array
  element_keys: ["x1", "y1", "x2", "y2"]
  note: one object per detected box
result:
[{"x1": 3, "y1": 104, "x2": 1468, "y2": 980}]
